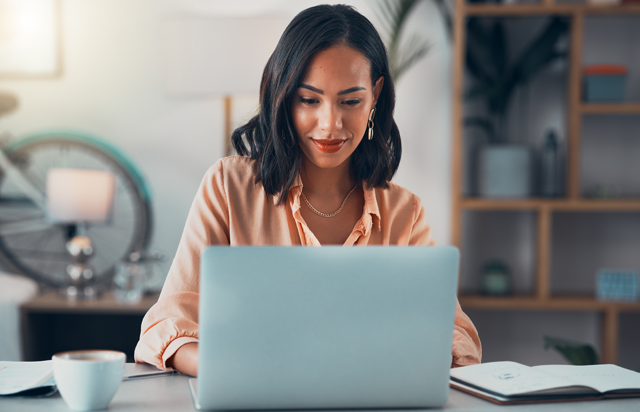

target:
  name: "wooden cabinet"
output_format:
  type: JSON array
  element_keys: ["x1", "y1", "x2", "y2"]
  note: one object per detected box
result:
[
  {"x1": 20, "y1": 292, "x2": 157, "y2": 362},
  {"x1": 451, "y1": 0, "x2": 640, "y2": 365}
]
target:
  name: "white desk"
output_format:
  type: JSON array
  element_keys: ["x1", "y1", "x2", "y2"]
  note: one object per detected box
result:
[{"x1": 2, "y1": 365, "x2": 640, "y2": 411}]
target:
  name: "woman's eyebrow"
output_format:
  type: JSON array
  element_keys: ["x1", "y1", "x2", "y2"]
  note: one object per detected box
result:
[
  {"x1": 298, "y1": 84, "x2": 366, "y2": 95},
  {"x1": 299, "y1": 84, "x2": 324, "y2": 94},
  {"x1": 337, "y1": 86, "x2": 366, "y2": 95}
]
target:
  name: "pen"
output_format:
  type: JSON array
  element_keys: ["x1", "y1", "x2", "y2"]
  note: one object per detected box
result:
[{"x1": 123, "y1": 370, "x2": 177, "y2": 381}]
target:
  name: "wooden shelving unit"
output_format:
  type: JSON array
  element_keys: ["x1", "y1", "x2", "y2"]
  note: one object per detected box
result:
[{"x1": 452, "y1": 0, "x2": 640, "y2": 365}]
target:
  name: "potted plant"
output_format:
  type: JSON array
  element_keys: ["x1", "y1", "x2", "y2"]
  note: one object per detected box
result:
[{"x1": 464, "y1": 16, "x2": 568, "y2": 198}]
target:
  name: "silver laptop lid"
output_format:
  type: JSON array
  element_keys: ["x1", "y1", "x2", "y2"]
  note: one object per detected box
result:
[{"x1": 198, "y1": 246, "x2": 459, "y2": 410}]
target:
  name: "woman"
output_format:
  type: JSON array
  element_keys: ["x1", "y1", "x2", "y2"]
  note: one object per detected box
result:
[{"x1": 135, "y1": 4, "x2": 481, "y2": 376}]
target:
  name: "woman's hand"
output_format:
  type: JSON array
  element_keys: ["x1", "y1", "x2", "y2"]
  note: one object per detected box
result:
[{"x1": 167, "y1": 342, "x2": 199, "y2": 376}]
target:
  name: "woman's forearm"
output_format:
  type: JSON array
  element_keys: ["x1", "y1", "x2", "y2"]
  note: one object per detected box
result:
[{"x1": 167, "y1": 342, "x2": 199, "y2": 376}]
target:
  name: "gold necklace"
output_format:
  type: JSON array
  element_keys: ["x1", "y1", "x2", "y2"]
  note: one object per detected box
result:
[{"x1": 301, "y1": 184, "x2": 357, "y2": 218}]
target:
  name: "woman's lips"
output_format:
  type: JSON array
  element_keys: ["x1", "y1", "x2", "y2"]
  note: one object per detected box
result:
[{"x1": 312, "y1": 139, "x2": 346, "y2": 154}]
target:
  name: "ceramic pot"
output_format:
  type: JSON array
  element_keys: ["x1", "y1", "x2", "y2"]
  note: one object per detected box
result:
[{"x1": 478, "y1": 145, "x2": 532, "y2": 198}]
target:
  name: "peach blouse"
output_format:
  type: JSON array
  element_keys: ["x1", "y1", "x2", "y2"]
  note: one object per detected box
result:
[{"x1": 134, "y1": 157, "x2": 481, "y2": 369}]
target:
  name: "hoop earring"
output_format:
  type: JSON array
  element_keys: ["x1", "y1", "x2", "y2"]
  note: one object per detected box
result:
[{"x1": 367, "y1": 107, "x2": 376, "y2": 141}]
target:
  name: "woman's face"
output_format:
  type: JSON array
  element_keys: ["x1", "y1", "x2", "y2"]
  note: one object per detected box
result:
[{"x1": 292, "y1": 45, "x2": 383, "y2": 171}]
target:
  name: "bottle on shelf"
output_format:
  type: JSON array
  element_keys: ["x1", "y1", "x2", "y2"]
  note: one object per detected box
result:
[{"x1": 540, "y1": 130, "x2": 561, "y2": 198}]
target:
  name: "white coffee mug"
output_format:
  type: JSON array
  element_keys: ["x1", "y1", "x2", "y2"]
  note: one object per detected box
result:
[{"x1": 52, "y1": 350, "x2": 125, "y2": 411}]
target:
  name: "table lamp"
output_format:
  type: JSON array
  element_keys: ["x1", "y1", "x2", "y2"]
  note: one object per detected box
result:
[
  {"x1": 46, "y1": 168, "x2": 115, "y2": 299},
  {"x1": 163, "y1": 16, "x2": 289, "y2": 155}
]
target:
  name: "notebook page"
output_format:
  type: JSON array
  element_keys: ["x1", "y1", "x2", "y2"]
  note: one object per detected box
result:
[
  {"x1": 0, "y1": 361, "x2": 53, "y2": 395},
  {"x1": 534, "y1": 364, "x2": 640, "y2": 394},
  {"x1": 450, "y1": 361, "x2": 586, "y2": 396}
]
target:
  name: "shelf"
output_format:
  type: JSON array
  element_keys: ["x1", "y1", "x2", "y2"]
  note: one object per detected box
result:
[
  {"x1": 21, "y1": 291, "x2": 159, "y2": 315},
  {"x1": 581, "y1": 103, "x2": 640, "y2": 114},
  {"x1": 460, "y1": 198, "x2": 640, "y2": 211},
  {"x1": 459, "y1": 295, "x2": 640, "y2": 312},
  {"x1": 464, "y1": 4, "x2": 640, "y2": 16}
]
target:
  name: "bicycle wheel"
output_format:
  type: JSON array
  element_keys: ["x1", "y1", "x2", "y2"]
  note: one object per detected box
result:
[{"x1": 0, "y1": 130, "x2": 153, "y2": 288}]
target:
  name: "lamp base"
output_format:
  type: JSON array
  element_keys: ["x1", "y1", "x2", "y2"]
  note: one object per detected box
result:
[
  {"x1": 63, "y1": 285, "x2": 99, "y2": 301},
  {"x1": 64, "y1": 234, "x2": 100, "y2": 301}
]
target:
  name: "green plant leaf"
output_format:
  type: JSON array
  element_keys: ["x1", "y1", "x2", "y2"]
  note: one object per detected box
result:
[
  {"x1": 466, "y1": 18, "x2": 500, "y2": 84},
  {"x1": 432, "y1": 0, "x2": 453, "y2": 41},
  {"x1": 544, "y1": 336, "x2": 600, "y2": 366},
  {"x1": 465, "y1": 16, "x2": 568, "y2": 124},
  {"x1": 374, "y1": 0, "x2": 430, "y2": 82},
  {"x1": 512, "y1": 18, "x2": 569, "y2": 86},
  {"x1": 489, "y1": 20, "x2": 507, "y2": 78},
  {"x1": 393, "y1": 34, "x2": 431, "y2": 80},
  {"x1": 464, "y1": 117, "x2": 497, "y2": 143},
  {"x1": 465, "y1": 84, "x2": 496, "y2": 101},
  {"x1": 465, "y1": 48, "x2": 492, "y2": 87}
]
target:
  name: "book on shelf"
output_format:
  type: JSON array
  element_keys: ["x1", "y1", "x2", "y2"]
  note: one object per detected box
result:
[{"x1": 450, "y1": 361, "x2": 640, "y2": 405}]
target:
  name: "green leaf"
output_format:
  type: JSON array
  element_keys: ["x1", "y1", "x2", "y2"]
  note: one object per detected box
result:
[
  {"x1": 466, "y1": 18, "x2": 499, "y2": 84},
  {"x1": 490, "y1": 21, "x2": 507, "y2": 78},
  {"x1": 375, "y1": 0, "x2": 430, "y2": 82},
  {"x1": 464, "y1": 117, "x2": 497, "y2": 143},
  {"x1": 465, "y1": 48, "x2": 493, "y2": 87},
  {"x1": 432, "y1": 0, "x2": 453, "y2": 41},
  {"x1": 393, "y1": 35, "x2": 431, "y2": 80},
  {"x1": 544, "y1": 336, "x2": 600, "y2": 366},
  {"x1": 465, "y1": 84, "x2": 496, "y2": 101},
  {"x1": 512, "y1": 18, "x2": 569, "y2": 86},
  {"x1": 464, "y1": 16, "x2": 568, "y2": 121}
]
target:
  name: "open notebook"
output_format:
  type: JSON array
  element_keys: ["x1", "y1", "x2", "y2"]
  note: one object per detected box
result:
[
  {"x1": 0, "y1": 361, "x2": 174, "y2": 397},
  {"x1": 450, "y1": 361, "x2": 640, "y2": 404}
]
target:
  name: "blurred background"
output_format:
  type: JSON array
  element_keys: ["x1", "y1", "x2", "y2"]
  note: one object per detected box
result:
[{"x1": 0, "y1": 0, "x2": 638, "y2": 372}]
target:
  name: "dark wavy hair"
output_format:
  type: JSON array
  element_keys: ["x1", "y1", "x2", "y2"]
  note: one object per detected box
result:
[{"x1": 232, "y1": 4, "x2": 401, "y2": 205}]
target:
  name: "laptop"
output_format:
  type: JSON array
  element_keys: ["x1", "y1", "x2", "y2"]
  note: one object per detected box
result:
[{"x1": 190, "y1": 246, "x2": 459, "y2": 410}]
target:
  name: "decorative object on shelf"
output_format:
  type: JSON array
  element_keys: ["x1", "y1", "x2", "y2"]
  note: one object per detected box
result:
[
  {"x1": 112, "y1": 250, "x2": 165, "y2": 304},
  {"x1": 373, "y1": 0, "x2": 430, "y2": 82},
  {"x1": 480, "y1": 259, "x2": 512, "y2": 296},
  {"x1": 0, "y1": 130, "x2": 153, "y2": 289},
  {"x1": 596, "y1": 269, "x2": 638, "y2": 302},
  {"x1": 584, "y1": 183, "x2": 618, "y2": 199},
  {"x1": 139, "y1": 249, "x2": 166, "y2": 293},
  {"x1": 544, "y1": 336, "x2": 599, "y2": 365},
  {"x1": 112, "y1": 256, "x2": 145, "y2": 305},
  {"x1": 587, "y1": 0, "x2": 622, "y2": 5},
  {"x1": 583, "y1": 65, "x2": 627, "y2": 102},
  {"x1": 112, "y1": 249, "x2": 164, "y2": 305},
  {"x1": 47, "y1": 168, "x2": 115, "y2": 299},
  {"x1": 540, "y1": 130, "x2": 562, "y2": 198},
  {"x1": 478, "y1": 145, "x2": 532, "y2": 198}
]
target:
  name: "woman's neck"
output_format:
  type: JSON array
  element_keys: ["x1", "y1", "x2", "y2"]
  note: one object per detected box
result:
[{"x1": 300, "y1": 157, "x2": 356, "y2": 199}]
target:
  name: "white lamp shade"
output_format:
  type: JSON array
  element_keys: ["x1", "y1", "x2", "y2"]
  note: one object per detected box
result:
[
  {"x1": 46, "y1": 168, "x2": 115, "y2": 223},
  {"x1": 162, "y1": 17, "x2": 289, "y2": 96}
]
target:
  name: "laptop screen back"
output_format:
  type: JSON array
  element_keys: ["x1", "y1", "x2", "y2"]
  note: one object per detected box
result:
[{"x1": 197, "y1": 246, "x2": 459, "y2": 410}]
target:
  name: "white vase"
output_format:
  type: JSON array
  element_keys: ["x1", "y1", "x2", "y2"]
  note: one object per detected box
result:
[{"x1": 478, "y1": 145, "x2": 532, "y2": 198}]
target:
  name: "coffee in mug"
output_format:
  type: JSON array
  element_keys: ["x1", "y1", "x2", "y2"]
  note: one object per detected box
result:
[{"x1": 52, "y1": 350, "x2": 125, "y2": 411}]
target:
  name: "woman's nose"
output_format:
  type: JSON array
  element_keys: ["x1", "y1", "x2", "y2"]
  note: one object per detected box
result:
[{"x1": 318, "y1": 103, "x2": 342, "y2": 133}]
